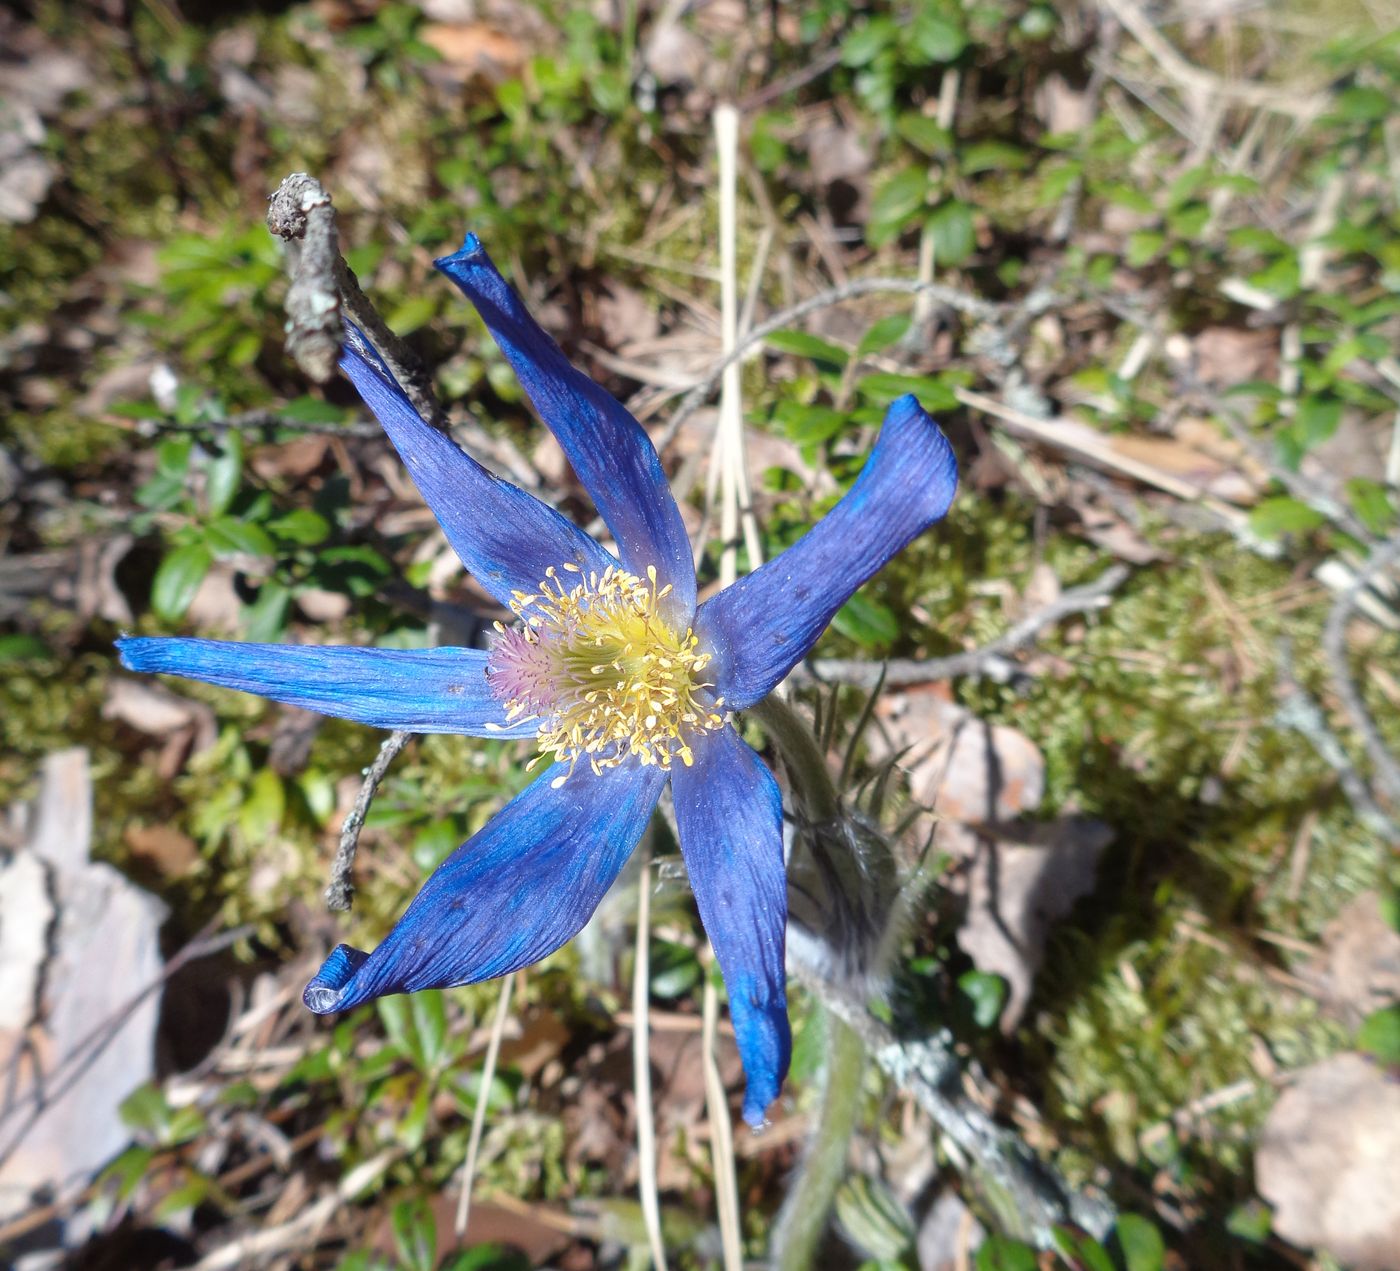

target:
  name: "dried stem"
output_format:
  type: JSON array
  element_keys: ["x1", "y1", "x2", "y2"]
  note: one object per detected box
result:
[
  {"x1": 799, "y1": 563, "x2": 1131, "y2": 688},
  {"x1": 1319, "y1": 533, "x2": 1400, "y2": 811},
  {"x1": 326, "y1": 730, "x2": 411, "y2": 912},
  {"x1": 1275, "y1": 639, "x2": 1398, "y2": 841}
]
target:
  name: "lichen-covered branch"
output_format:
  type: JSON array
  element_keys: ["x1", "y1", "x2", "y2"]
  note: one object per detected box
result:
[
  {"x1": 266, "y1": 172, "x2": 445, "y2": 428},
  {"x1": 325, "y1": 730, "x2": 411, "y2": 912}
]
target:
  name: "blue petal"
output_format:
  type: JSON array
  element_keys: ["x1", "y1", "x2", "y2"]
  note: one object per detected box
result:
[
  {"x1": 304, "y1": 760, "x2": 668, "y2": 1012},
  {"x1": 341, "y1": 341, "x2": 616, "y2": 610},
  {"x1": 116, "y1": 638, "x2": 537, "y2": 737},
  {"x1": 671, "y1": 724, "x2": 790, "y2": 1127},
  {"x1": 696, "y1": 395, "x2": 957, "y2": 709},
  {"x1": 434, "y1": 236, "x2": 697, "y2": 620}
]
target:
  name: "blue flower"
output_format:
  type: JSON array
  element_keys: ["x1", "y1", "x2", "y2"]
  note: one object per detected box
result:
[{"x1": 118, "y1": 236, "x2": 958, "y2": 1126}]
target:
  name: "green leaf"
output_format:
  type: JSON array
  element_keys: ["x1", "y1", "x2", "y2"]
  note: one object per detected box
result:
[
  {"x1": 157, "y1": 437, "x2": 193, "y2": 480},
  {"x1": 0, "y1": 634, "x2": 49, "y2": 664},
  {"x1": 239, "y1": 768, "x2": 285, "y2": 842},
  {"x1": 774, "y1": 400, "x2": 848, "y2": 446},
  {"x1": 152, "y1": 543, "x2": 212, "y2": 622},
  {"x1": 856, "y1": 314, "x2": 912, "y2": 359},
  {"x1": 1346, "y1": 478, "x2": 1395, "y2": 535},
  {"x1": 650, "y1": 939, "x2": 702, "y2": 998},
  {"x1": 377, "y1": 996, "x2": 414, "y2": 1057},
  {"x1": 1297, "y1": 396, "x2": 1343, "y2": 447},
  {"x1": 927, "y1": 200, "x2": 976, "y2": 266},
  {"x1": 390, "y1": 1198, "x2": 438, "y2": 1271},
  {"x1": 831, "y1": 590, "x2": 900, "y2": 647},
  {"x1": 841, "y1": 17, "x2": 897, "y2": 67},
  {"x1": 1052, "y1": 1227, "x2": 1116, "y2": 1271},
  {"x1": 203, "y1": 433, "x2": 243, "y2": 517},
  {"x1": 1333, "y1": 85, "x2": 1389, "y2": 122},
  {"x1": 1247, "y1": 496, "x2": 1326, "y2": 539},
  {"x1": 959, "y1": 141, "x2": 1028, "y2": 174},
  {"x1": 315, "y1": 545, "x2": 392, "y2": 597},
  {"x1": 1113, "y1": 1213, "x2": 1166, "y2": 1271},
  {"x1": 387, "y1": 294, "x2": 439, "y2": 336},
  {"x1": 1357, "y1": 1005, "x2": 1400, "y2": 1064},
  {"x1": 896, "y1": 113, "x2": 952, "y2": 156},
  {"x1": 243, "y1": 580, "x2": 291, "y2": 642},
  {"x1": 868, "y1": 166, "x2": 931, "y2": 245},
  {"x1": 411, "y1": 991, "x2": 450, "y2": 1072},
  {"x1": 975, "y1": 1236, "x2": 1038, "y2": 1271},
  {"x1": 99, "y1": 1145, "x2": 156, "y2": 1202},
  {"x1": 907, "y1": 11, "x2": 966, "y2": 62},
  {"x1": 764, "y1": 329, "x2": 849, "y2": 368},
  {"x1": 857, "y1": 371, "x2": 960, "y2": 412},
  {"x1": 267, "y1": 508, "x2": 331, "y2": 545},
  {"x1": 1225, "y1": 1200, "x2": 1273, "y2": 1244},
  {"x1": 1126, "y1": 230, "x2": 1166, "y2": 268},
  {"x1": 206, "y1": 516, "x2": 275, "y2": 559},
  {"x1": 119, "y1": 1084, "x2": 170, "y2": 1135},
  {"x1": 957, "y1": 969, "x2": 1008, "y2": 1029},
  {"x1": 281, "y1": 395, "x2": 348, "y2": 424},
  {"x1": 833, "y1": 1174, "x2": 914, "y2": 1260},
  {"x1": 154, "y1": 1172, "x2": 211, "y2": 1220}
]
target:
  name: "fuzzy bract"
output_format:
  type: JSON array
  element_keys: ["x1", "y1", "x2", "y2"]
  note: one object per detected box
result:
[{"x1": 118, "y1": 235, "x2": 958, "y2": 1125}]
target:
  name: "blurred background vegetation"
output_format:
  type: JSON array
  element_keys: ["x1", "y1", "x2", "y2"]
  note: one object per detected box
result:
[{"x1": 2, "y1": 0, "x2": 1399, "y2": 1267}]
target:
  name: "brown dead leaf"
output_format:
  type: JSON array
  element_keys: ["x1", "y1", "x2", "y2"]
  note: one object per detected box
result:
[
  {"x1": 1107, "y1": 431, "x2": 1258, "y2": 504},
  {"x1": 1186, "y1": 326, "x2": 1278, "y2": 388},
  {"x1": 956, "y1": 818, "x2": 1111, "y2": 1030},
  {"x1": 1034, "y1": 72, "x2": 1094, "y2": 134},
  {"x1": 250, "y1": 434, "x2": 331, "y2": 481},
  {"x1": 596, "y1": 283, "x2": 660, "y2": 350},
  {"x1": 1303, "y1": 892, "x2": 1400, "y2": 1028},
  {"x1": 873, "y1": 689, "x2": 1046, "y2": 823},
  {"x1": 421, "y1": 21, "x2": 525, "y2": 81},
  {"x1": 105, "y1": 678, "x2": 217, "y2": 779},
  {"x1": 497, "y1": 1007, "x2": 570, "y2": 1080},
  {"x1": 1256, "y1": 1053, "x2": 1400, "y2": 1270},
  {"x1": 123, "y1": 823, "x2": 198, "y2": 877}
]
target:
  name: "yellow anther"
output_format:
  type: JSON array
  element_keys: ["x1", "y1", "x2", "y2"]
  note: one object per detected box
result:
[{"x1": 486, "y1": 563, "x2": 728, "y2": 778}]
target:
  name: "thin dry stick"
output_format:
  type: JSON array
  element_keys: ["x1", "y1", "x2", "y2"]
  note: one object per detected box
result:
[
  {"x1": 1320, "y1": 533, "x2": 1400, "y2": 810},
  {"x1": 704, "y1": 101, "x2": 747, "y2": 1271},
  {"x1": 702, "y1": 960, "x2": 743, "y2": 1267},
  {"x1": 191, "y1": 1149, "x2": 399, "y2": 1271},
  {"x1": 800, "y1": 564, "x2": 1131, "y2": 688},
  {"x1": 327, "y1": 730, "x2": 410, "y2": 912},
  {"x1": 455, "y1": 975, "x2": 516, "y2": 1238},
  {"x1": 632, "y1": 845, "x2": 669, "y2": 1271}
]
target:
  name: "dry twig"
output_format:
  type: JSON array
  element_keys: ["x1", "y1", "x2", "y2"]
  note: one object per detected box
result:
[
  {"x1": 800, "y1": 564, "x2": 1132, "y2": 688},
  {"x1": 1319, "y1": 534, "x2": 1400, "y2": 812},
  {"x1": 326, "y1": 730, "x2": 411, "y2": 912}
]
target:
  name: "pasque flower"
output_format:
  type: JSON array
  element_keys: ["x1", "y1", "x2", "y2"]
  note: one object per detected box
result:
[{"x1": 119, "y1": 237, "x2": 957, "y2": 1125}]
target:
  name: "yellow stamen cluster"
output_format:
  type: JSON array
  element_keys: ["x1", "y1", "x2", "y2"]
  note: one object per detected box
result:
[{"x1": 486, "y1": 563, "x2": 727, "y2": 784}]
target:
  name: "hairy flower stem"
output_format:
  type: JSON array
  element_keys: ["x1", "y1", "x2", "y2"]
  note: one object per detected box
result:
[{"x1": 751, "y1": 696, "x2": 866, "y2": 1270}]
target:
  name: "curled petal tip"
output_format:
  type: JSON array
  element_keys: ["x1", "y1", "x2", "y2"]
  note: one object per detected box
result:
[
  {"x1": 303, "y1": 943, "x2": 370, "y2": 1014},
  {"x1": 433, "y1": 232, "x2": 484, "y2": 274},
  {"x1": 742, "y1": 1100, "x2": 776, "y2": 1131}
]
